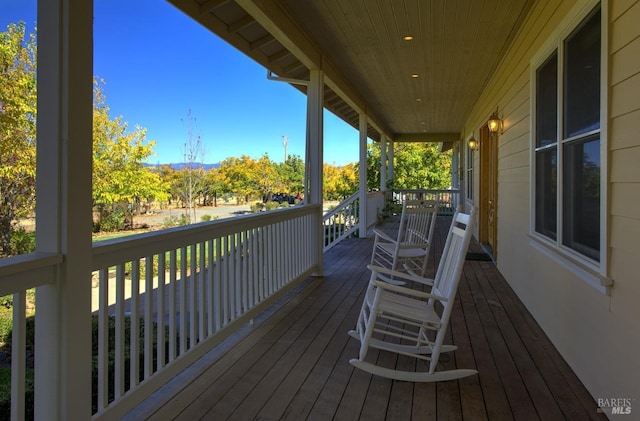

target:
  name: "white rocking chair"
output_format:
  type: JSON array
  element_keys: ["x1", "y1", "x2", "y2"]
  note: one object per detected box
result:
[
  {"x1": 349, "y1": 206, "x2": 477, "y2": 382},
  {"x1": 370, "y1": 199, "x2": 439, "y2": 282}
]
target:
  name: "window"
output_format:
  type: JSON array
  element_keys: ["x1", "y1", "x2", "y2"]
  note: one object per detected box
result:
[{"x1": 533, "y1": 5, "x2": 602, "y2": 264}]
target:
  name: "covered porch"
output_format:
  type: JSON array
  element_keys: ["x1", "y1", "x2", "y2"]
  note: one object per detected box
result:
[{"x1": 123, "y1": 216, "x2": 605, "y2": 420}]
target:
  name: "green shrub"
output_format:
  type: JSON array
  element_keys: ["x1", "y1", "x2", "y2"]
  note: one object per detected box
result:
[
  {"x1": 264, "y1": 201, "x2": 279, "y2": 211},
  {"x1": 0, "y1": 312, "x2": 172, "y2": 419},
  {"x1": 100, "y1": 207, "x2": 126, "y2": 232},
  {"x1": 162, "y1": 213, "x2": 190, "y2": 228},
  {"x1": 0, "y1": 367, "x2": 34, "y2": 421},
  {"x1": 200, "y1": 214, "x2": 212, "y2": 222},
  {"x1": 9, "y1": 228, "x2": 35, "y2": 255},
  {"x1": 250, "y1": 202, "x2": 264, "y2": 213}
]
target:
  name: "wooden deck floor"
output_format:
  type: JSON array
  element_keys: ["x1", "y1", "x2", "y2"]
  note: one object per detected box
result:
[{"x1": 125, "y1": 217, "x2": 606, "y2": 421}]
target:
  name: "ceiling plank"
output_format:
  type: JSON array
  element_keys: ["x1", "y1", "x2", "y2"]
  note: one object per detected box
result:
[
  {"x1": 199, "y1": 0, "x2": 231, "y2": 14},
  {"x1": 228, "y1": 14, "x2": 256, "y2": 33}
]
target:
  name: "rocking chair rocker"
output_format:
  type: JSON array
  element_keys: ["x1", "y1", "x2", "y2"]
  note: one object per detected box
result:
[{"x1": 349, "y1": 206, "x2": 477, "y2": 382}]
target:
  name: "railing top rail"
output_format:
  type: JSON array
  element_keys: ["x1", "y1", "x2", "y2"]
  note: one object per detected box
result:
[
  {"x1": 323, "y1": 192, "x2": 359, "y2": 220},
  {"x1": 93, "y1": 203, "x2": 321, "y2": 270},
  {"x1": 0, "y1": 252, "x2": 63, "y2": 295},
  {"x1": 392, "y1": 188, "x2": 461, "y2": 193}
]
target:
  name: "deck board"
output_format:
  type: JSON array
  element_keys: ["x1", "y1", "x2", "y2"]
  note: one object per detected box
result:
[{"x1": 125, "y1": 217, "x2": 607, "y2": 421}]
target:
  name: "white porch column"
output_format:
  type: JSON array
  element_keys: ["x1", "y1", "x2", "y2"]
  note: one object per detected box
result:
[
  {"x1": 306, "y1": 69, "x2": 324, "y2": 273},
  {"x1": 388, "y1": 141, "x2": 395, "y2": 184},
  {"x1": 380, "y1": 135, "x2": 387, "y2": 192},
  {"x1": 452, "y1": 142, "x2": 460, "y2": 190},
  {"x1": 358, "y1": 114, "x2": 368, "y2": 238},
  {"x1": 35, "y1": 0, "x2": 93, "y2": 419}
]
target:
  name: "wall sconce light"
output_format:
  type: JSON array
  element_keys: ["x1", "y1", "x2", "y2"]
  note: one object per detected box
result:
[
  {"x1": 468, "y1": 135, "x2": 479, "y2": 150},
  {"x1": 487, "y1": 111, "x2": 503, "y2": 135}
]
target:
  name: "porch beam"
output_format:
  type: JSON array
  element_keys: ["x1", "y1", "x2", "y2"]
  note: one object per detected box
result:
[
  {"x1": 35, "y1": 0, "x2": 94, "y2": 419},
  {"x1": 359, "y1": 114, "x2": 368, "y2": 238},
  {"x1": 231, "y1": 0, "x2": 388, "y2": 136},
  {"x1": 393, "y1": 132, "x2": 460, "y2": 142}
]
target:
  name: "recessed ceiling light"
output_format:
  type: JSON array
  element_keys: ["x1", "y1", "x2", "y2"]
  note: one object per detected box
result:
[
  {"x1": 411, "y1": 73, "x2": 419, "y2": 78},
  {"x1": 416, "y1": 98, "x2": 422, "y2": 102},
  {"x1": 404, "y1": 35, "x2": 414, "y2": 41}
]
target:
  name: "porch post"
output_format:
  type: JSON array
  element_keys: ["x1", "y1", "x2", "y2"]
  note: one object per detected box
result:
[
  {"x1": 388, "y1": 141, "x2": 395, "y2": 184},
  {"x1": 306, "y1": 69, "x2": 324, "y2": 273},
  {"x1": 35, "y1": 0, "x2": 94, "y2": 419},
  {"x1": 452, "y1": 142, "x2": 460, "y2": 190},
  {"x1": 358, "y1": 114, "x2": 368, "y2": 238},
  {"x1": 380, "y1": 135, "x2": 387, "y2": 192}
]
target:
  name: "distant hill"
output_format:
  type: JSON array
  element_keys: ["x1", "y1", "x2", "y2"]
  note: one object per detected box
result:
[{"x1": 144, "y1": 162, "x2": 221, "y2": 171}]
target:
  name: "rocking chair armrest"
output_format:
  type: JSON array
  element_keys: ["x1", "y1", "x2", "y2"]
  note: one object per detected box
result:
[
  {"x1": 367, "y1": 264, "x2": 442, "y2": 297},
  {"x1": 372, "y1": 278, "x2": 448, "y2": 302},
  {"x1": 403, "y1": 268, "x2": 435, "y2": 286},
  {"x1": 372, "y1": 229, "x2": 396, "y2": 243}
]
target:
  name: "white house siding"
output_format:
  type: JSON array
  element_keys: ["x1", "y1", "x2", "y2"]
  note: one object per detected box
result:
[{"x1": 465, "y1": 0, "x2": 640, "y2": 407}]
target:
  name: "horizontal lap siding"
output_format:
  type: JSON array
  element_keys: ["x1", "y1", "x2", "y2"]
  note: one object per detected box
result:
[
  {"x1": 608, "y1": 0, "x2": 640, "y2": 406},
  {"x1": 465, "y1": 0, "x2": 640, "y2": 409}
]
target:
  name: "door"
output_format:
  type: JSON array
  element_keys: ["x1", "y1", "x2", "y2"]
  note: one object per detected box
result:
[{"x1": 479, "y1": 124, "x2": 498, "y2": 258}]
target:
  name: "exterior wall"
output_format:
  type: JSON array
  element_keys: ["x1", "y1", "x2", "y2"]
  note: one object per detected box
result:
[{"x1": 464, "y1": 0, "x2": 639, "y2": 407}]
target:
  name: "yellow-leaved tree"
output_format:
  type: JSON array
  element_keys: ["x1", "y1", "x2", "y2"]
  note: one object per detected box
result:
[
  {"x1": 0, "y1": 22, "x2": 36, "y2": 256},
  {"x1": 92, "y1": 80, "x2": 170, "y2": 232}
]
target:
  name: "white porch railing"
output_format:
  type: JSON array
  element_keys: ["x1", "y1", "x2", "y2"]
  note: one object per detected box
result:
[
  {"x1": 0, "y1": 252, "x2": 63, "y2": 421},
  {"x1": 322, "y1": 193, "x2": 359, "y2": 252},
  {"x1": 391, "y1": 189, "x2": 461, "y2": 216},
  {"x1": 0, "y1": 205, "x2": 321, "y2": 421}
]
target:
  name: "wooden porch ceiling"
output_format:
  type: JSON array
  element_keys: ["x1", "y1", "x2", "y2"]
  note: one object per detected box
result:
[
  {"x1": 125, "y1": 217, "x2": 605, "y2": 420},
  {"x1": 168, "y1": 0, "x2": 534, "y2": 143}
]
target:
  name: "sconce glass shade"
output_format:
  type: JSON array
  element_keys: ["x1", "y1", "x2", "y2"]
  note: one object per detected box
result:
[
  {"x1": 488, "y1": 116, "x2": 502, "y2": 134},
  {"x1": 468, "y1": 137, "x2": 478, "y2": 150}
]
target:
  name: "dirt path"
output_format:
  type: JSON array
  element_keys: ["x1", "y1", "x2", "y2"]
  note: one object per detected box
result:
[{"x1": 133, "y1": 204, "x2": 253, "y2": 229}]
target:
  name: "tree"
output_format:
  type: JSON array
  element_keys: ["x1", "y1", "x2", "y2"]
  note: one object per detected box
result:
[
  {"x1": 178, "y1": 110, "x2": 206, "y2": 223},
  {"x1": 92, "y1": 80, "x2": 169, "y2": 231},
  {"x1": 278, "y1": 154, "x2": 304, "y2": 196},
  {"x1": 366, "y1": 142, "x2": 451, "y2": 191},
  {"x1": 216, "y1": 156, "x2": 255, "y2": 204},
  {"x1": 254, "y1": 153, "x2": 281, "y2": 202},
  {"x1": 203, "y1": 166, "x2": 228, "y2": 207},
  {"x1": 324, "y1": 163, "x2": 358, "y2": 200},
  {"x1": 0, "y1": 22, "x2": 36, "y2": 255}
]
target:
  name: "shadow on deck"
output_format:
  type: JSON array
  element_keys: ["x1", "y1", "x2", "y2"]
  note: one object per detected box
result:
[{"x1": 123, "y1": 217, "x2": 606, "y2": 420}]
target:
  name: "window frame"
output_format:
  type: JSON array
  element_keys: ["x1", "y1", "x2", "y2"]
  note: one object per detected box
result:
[{"x1": 529, "y1": 0, "x2": 608, "y2": 276}]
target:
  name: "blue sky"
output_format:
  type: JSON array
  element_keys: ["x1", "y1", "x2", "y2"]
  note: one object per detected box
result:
[{"x1": 2, "y1": 0, "x2": 362, "y2": 166}]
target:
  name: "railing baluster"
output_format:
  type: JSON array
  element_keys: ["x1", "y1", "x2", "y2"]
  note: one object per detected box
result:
[
  {"x1": 234, "y1": 232, "x2": 241, "y2": 316},
  {"x1": 130, "y1": 260, "x2": 140, "y2": 388},
  {"x1": 199, "y1": 241, "x2": 206, "y2": 342},
  {"x1": 222, "y1": 235, "x2": 229, "y2": 325},
  {"x1": 168, "y1": 250, "x2": 177, "y2": 362},
  {"x1": 206, "y1": 239, "x2": 214, "y2": 336},
  {"x1": 189, "y1": 243, "x2": 197, "y2": 348},
  {"x1": 11, "y1": 291, "x2": 26, "y2": 421},
  {"x1": 214, "y1": 237, "x2": 222, "y2": 331},
  {"x1": 179, "y1": 246, "x2": 187, "y2": 354},
  {"x1": 97, "y1": 269, "x2": 109, "y2": 410},
  {"x1": 115, "y1": 264, "x2": 125, "y2": 398},
  {"x1": 157, "y1": 253, "x2": 166, "y2": 369},
  {"x1": 144, "y1": 256, "x2": 154, "y2": 379}
]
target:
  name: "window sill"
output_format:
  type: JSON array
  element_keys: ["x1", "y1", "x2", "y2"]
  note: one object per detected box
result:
[{"x1": 528, "y1": 234, "x2": 613, "y2": 296}]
